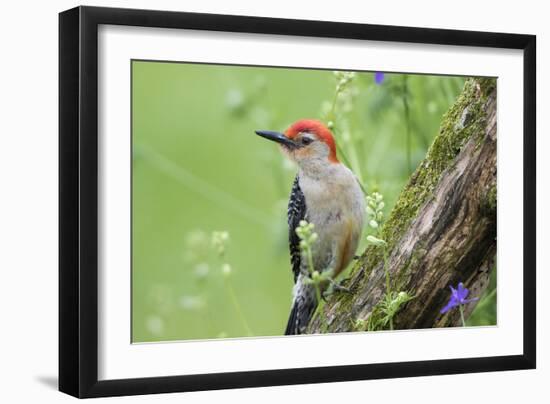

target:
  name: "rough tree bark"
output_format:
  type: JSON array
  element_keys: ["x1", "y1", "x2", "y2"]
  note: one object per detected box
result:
[{"x1": 309, "y1": 77, "x2": 497, "y2": 332}]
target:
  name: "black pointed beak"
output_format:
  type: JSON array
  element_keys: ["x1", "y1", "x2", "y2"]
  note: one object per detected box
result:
[{"x1": 255, "y1": 130, "x2": 297, "y2": 149}]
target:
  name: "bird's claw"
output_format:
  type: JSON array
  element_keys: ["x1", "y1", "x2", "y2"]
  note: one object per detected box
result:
[
  {"x1": 322, "y1": 280, "x2": 353, "y2": 300},
  {"x1": 331, "y1": 282, "x2": 352, "y2": 294}
]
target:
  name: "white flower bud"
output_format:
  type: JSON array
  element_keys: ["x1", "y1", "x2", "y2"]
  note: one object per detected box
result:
[
  {"x1": 366, "y1": 235, "x2": 387, "y2": 246},
  {"x1": 194, "y1": 263, "x2": 209, "y2": 279},
  {"x1": 221, "y1": 263, "x2": 232, "y2": 277}
]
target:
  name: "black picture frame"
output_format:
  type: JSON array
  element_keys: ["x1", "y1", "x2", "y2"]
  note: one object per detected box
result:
[{"x1": 59, "y1": 5, "x2": 536, "y2": 398}]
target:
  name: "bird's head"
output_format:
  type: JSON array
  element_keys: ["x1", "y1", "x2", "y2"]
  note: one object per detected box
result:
[{"x1": 255, "y1": 119, "x2": 338, "y2": 170}]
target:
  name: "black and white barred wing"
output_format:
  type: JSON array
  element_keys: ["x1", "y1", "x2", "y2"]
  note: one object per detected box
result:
[{"x1": 287, "y1": 175, "x2": 307, "y2": 283}]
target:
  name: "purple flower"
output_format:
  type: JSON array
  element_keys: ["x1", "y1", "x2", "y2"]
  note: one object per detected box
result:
[
  {"x1": 440, "y1": 282, "x2": 479, "y2": 314},
  {"x1": 374, "y1": 72, "x2": 385, "y2": 85}
]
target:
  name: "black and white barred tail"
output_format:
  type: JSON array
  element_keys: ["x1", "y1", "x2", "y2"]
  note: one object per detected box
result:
[{"x1": 284, "y1": 276, "x2": 317, "y2": 335}]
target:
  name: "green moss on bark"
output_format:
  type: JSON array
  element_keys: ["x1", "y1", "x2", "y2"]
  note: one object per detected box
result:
[
  {"x1": 481, "y1": 184, "x2": 497, "y2": 218},
  {"x1": 352, "y1": 78, "x2": 496, "y2": 281},
  {"x1": 310, "y1": 77, "x2": 497, "y2": 333},
  {"x1": 477, "y1": 77, "x2": 497, "y2": 100}
]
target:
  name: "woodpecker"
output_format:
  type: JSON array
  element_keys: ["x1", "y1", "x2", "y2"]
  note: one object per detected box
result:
[{"x1": 255, "y1": 119, "x2": 365, "y2": 335}]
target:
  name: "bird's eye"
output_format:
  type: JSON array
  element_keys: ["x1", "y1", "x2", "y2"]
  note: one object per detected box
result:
[{"x1": 301, "y1": 137, "x2": 313, "y2": 145}]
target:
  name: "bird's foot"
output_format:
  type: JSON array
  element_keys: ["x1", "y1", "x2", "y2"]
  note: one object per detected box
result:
[
  {"x1": 331, "y1": 281, "x2": 352, "y2": 294},
  {"x1": 322, "y1": 279, "x2": 353, "y2": 299}
]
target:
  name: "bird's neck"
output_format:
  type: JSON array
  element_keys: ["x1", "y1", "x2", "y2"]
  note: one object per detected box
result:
[{"x1": 297, "y1": 158, "x2": 340, "y2": 180}]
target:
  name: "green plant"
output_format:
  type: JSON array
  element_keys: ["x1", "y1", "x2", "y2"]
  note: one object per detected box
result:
[{"x1": 362, "y1": 191, "x2": 415, "y2": 331}]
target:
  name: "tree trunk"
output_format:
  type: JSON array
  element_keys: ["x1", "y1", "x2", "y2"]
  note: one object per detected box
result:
[{"x1": 309, "y1": 77, "x2": 497, "y2": 333}]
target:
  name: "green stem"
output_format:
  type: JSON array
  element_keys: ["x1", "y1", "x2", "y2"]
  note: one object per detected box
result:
[
  {"x1": 331, "y1": 129, "x2": 367, "y2": 195},
  {"x1": 306, "y1": 246, "x2": 315, "y2": 277},
  {"x1": 474, "y1": 288, "x2": 497, "y2": 311},
  {"x1": 459, "y1": 304, "x2": 466, "y2": 327},
  {"x1": 311, "y1": 284, "x2": 324, "y2": 324},
  {"x1": 344, "y1": 136, "x2": 366, "y2": 189},
  {"x1": 383, "y1": 247, "x2": 391, "y2": 296},
  {"x1": 327, "y1": 86, "x2": 367, "y2": 195},
  {"x1": 402, "y1": 75, "x2": 412, "y2": 174},
  {"x1": 334, "y1": 140, "x2": 353, "y2": 168},
  {"x1": 382, "y1": 247, "x2": 393, "y2": 330},
  {"x1": 484, "y1": 287, "x2": 497, "y2": 301},
  {"x1": 224, "y1": 278, "x2": 253, "y2": 336},
  {"x1": 329, "y1": 90, "x2": 340, "y2": 118},
  {"x1": 203, "y1": 303, "x2": 217, "y2": 336},
  {"x1": 305, "y1": 242, "x2": 327, "y2": 328},
  {"x1": 198, "y1": 286, "x2": 216, "y2": 336},
  {"x1": 306, "y1": 245, "x2": 320, "y2": 311}
]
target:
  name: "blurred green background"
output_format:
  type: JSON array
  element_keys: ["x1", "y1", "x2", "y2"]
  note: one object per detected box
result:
[{"x1": 132, "y1": 61, "x2": 496, "y2": 342}]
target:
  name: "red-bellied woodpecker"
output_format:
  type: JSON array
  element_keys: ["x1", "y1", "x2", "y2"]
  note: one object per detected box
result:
[{"x1": 255, "y1": 119, "x2": 365, "y2": 335}]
